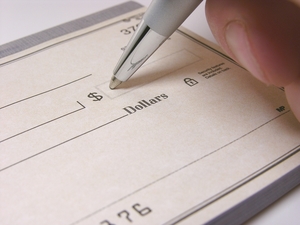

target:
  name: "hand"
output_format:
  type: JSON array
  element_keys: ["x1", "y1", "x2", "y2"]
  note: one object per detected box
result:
[{"x1": 205, "y1": 0, "x2": 300, "y2": 121}]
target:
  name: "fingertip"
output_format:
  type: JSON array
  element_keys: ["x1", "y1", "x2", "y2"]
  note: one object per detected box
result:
[
  {"x1": 205, "y1": 0, "x2": 300, "y2": 87},
  {"x1": 285, "y1": 80, "x2": 300, "y2": 122},
  {"x1": 224, "y1": 20, "x2": 269, "y2": 84}
]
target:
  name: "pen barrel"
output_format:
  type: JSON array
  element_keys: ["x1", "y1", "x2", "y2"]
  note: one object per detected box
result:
[
  {"x1": 113, "y1": 20, "x2": 167, "y2": 81},
  {"x1": 143, "y1": 0, "x2": 203, "y2": 37}
]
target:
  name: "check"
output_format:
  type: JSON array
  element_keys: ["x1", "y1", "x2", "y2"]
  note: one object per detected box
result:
[{"x1": 0, "y1": 2, "x2": 299, "y2": 225}]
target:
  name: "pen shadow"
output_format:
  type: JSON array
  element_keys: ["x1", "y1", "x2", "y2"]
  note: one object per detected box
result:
[{"x1": 117, "y1": 66, "x2": 175, "y2": 89}]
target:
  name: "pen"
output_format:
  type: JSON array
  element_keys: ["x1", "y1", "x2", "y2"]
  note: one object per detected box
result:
[{"x1": 109, "y1": 0, "x2": 203, "y2": 89}]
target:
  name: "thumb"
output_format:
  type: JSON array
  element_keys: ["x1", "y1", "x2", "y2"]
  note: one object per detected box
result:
[{"x1": 205, "y1": 0, "x2": 300, "y2": 121}]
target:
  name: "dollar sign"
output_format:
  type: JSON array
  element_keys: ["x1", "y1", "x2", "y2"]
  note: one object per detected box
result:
[{"x1": 88, "y1": 92, "x2": 103, "y2": 101}]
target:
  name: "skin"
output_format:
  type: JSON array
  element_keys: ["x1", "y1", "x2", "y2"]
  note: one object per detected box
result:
[{"x1": 205, "y1": 0, "x2": 300, "y2": 121}]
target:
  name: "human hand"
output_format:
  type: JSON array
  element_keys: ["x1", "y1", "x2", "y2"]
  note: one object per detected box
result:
[{"x1": 205, "y1": 0, "x2": 300, "y2": 121}]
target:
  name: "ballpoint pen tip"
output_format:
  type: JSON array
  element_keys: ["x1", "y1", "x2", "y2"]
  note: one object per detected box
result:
[{"x1": 109, "y1": 76, "x2": 123, "y2": 89}]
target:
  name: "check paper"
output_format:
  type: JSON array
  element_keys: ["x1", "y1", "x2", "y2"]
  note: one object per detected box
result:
[{"x1": 1, "y1": 3, "x2": 300, "y2": 225}]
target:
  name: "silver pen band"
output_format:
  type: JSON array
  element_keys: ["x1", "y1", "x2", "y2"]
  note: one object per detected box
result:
[{"x1": 113, "y1": 20, "x2": 167, "y2": 82}]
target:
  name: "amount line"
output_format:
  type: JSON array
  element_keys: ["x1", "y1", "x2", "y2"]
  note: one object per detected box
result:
[
  {"x1": 0, "y1": 74, "x2": 92, "y2": 110},
  {"x1": 0, "y1": 114, "x2": 128, "y2": 172},
  {"x1": 0, "y1": 101, "x2": 85, "y2": 144}
]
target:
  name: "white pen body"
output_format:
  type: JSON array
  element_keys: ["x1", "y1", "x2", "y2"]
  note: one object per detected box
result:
[
  {"x1": 143, "y1": 0, "x2": 203, "y2": 37},
  {"x1": 113, "y1": 0, "x2": 203, "y2": 83}
]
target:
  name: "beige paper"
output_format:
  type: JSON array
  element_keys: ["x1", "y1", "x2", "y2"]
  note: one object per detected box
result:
[{"x1": 0, "y1": 7, "x2": 299, "y2": 225}]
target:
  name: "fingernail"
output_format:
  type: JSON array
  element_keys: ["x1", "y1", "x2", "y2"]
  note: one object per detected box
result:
[{"x1": 225, "y1": 21, "x2": 268, "y2": 83}]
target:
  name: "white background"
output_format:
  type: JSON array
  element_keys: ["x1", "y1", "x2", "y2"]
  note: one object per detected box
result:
[{"x1": 0, "y1": 0, "x2": 299, "y2": 224}]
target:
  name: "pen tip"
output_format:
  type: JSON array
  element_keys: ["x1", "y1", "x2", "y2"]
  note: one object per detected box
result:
[{"x1": 109, "y1": 76, "x2": 122, "y2": 89}]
